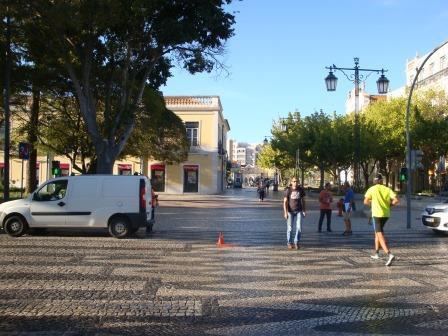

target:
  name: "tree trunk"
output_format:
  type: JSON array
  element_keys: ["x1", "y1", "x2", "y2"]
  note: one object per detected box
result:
[
  {"x1": 364, "y1": 170, "x2": 369, "y2": 189},
  {"x1": 95, "y1": 142, "x2": 117, "y2": 174},
  {"x1": 26, "y1": 87, "x2": 39, "y2": 193},
  {"x1": 391, "y1": 171, "x2": 396, "y2": 191},
  {"x1": 319, "y1": 165, "x2": 324, "y2": 189}
]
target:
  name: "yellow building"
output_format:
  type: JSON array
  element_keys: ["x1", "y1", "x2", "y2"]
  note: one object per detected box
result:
[
  {"x1": 2, "y1": 95, "x2": 230, "y2": 195},
  {"x1": 150, "y1": 96, "x2": 230, "y2": 194}
]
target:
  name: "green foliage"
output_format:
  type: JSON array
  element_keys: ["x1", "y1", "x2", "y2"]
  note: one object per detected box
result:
[
  {"x1": 412, "y1": 89, "x2": 448, "y2": 165},
  {"x1": 124, "y1": 88, "x2": 189, "y2": 164},
  {"x1": 8, "y1": 0, "x2": 236, "y2": 173}
]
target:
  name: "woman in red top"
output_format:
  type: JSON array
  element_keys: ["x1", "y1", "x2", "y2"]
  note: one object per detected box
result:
[{"x1": 318, "y1": 182, "x2": 333, "y2": 232}]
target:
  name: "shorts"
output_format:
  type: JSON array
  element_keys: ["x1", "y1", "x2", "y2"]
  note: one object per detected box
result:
[
  {"x1": 372, "y1": 217, "x2": 389, "y2": 233},
  {"x1": 343, "y1": 211, "x2": 351, "y2": 220},
  {"x1": 343, "y1": 203, "x2": 352, "y2": 220}
]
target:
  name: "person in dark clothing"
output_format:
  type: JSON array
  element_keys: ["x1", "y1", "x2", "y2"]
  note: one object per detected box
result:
[
  {"x1": 283, "y1": 177, "x2": 306, "y2": 250},
  {"x1": 257, "y1": 179, "x2": 266, "y2": 202}
]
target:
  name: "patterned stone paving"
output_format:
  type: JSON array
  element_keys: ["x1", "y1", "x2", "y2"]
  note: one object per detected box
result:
[{"x1": 0, "y1": 189, "x2": 447, "y2": 335}]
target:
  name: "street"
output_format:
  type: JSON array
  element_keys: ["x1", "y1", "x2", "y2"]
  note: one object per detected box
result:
[{"x1": 0, "y1": 188, "x2": 447, "y2": 335}]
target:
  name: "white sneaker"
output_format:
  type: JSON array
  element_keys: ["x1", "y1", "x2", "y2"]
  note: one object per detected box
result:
[
  {"x1": 370, "y1": 254, "x2": 380, "y2": 260},
  {"x1": 385, "y1": 254, "x2": 395, "y2": 266}
]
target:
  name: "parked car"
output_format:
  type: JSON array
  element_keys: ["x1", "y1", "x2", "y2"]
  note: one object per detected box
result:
[
  {"x1": 421, "y1": 200, "x2": 448, "y2": 234},
  {"x1": 0, "y1": 175, "x2": 152, "y2": 238}
]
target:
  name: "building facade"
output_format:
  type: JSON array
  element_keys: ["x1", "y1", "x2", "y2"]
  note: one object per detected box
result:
[
  {"x1": 345, "y1": 82, "x2": 387, "y2": 114},
  {"x1": 149, "y1": 96, "x2": 230, "y2": 194},
  {"x1": 405, "y1": 40, "x2": 448, "y2": 93},
  {"x1": 228, "y1": 141, "x2": 258, "y2": 167},
  {"x1": 1, "y1": 96, "x2": 230, "y2": 195}
]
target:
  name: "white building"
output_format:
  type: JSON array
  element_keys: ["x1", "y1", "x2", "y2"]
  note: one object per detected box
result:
[
  {"x1": 345, "y1": 82, "x2": 387, "y2": 114},
  {"x1": 405, "y1": 40, "x2": 448, "y2": 93}
]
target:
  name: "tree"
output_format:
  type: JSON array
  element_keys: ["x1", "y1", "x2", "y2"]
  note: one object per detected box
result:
[
  {"x1": 124, "y1": 88, "x2": 189, "y2": 164},
  {"x1": 13, "y1": 87, "x2": 189, "y2": 175},
  {"x1": 363, "y1": 97, "x2": 407, "y2": 188},
  {"x1": 357, "y1": 114, "x2": 383, "y2": 188},
  {"x1": 327, "y1": 113, "x2": 353, "y2": 186},
  {"x1": 24, "y1": 0, "x2": 235, "y2": 173}
]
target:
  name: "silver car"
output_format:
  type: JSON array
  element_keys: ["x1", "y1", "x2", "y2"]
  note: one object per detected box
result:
[{"x1": 421, "y1": 200, "x2": 448, "y2": 234}]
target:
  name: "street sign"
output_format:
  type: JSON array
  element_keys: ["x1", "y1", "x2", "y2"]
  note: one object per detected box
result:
[{"x1": 18, "y1": 142, "x2": 30, "y2": 160}]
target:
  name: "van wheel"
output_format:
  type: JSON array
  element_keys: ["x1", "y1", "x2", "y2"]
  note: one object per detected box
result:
[
  {"x1": 108, "y1": 217, "x2": 130, "y2": 238},
  {"x1": 4, "y1": 215, "x2": 29, "y2": 237}
]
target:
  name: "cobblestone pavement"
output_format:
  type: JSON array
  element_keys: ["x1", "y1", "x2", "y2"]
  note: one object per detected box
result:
[{"x1": 0, "y1": 188, "x2": 447, "y2": 335}]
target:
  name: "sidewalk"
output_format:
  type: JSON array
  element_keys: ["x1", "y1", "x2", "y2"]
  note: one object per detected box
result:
[{"x1": 159, "y1": 187, "x2": 443, "y2": 212}]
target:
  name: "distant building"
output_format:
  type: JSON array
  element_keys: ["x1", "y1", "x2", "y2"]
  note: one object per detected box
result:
[
  {"x1": 345, "y1": 82, "x2": 387, "y2": 114},
  {"x1": 227, "y1": 141, "x2": 258, "y2": 167}
]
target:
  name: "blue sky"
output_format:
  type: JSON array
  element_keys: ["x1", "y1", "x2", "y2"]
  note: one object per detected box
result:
[{"x1": 163, "y1": 0, "x2": 448, "y2": 144}]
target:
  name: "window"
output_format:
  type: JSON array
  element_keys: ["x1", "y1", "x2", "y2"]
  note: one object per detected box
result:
[
  {"x1": 185, "y1": 122, "x2": 199, "y2": 146},
  {"x1": 429, "y1": 62, "x2": 434, "y2": 75},
  {"x1": 441, "y1": 56, "x2": 446, "y2": 70},
  {"x1": 35, "y1": 180, "x2": 68, "y2": 201}
]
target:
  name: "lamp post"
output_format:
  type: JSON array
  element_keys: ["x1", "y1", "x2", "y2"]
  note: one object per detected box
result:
[
  {"x1": 295, "y1": 148, "x2": 300, "y2": 180},
  {"x1": 325, "y1": 58, "x2": 389, "y2": 191},
  {"x1": 405, "y1": 40, "x2": 448, "y2": 229}
]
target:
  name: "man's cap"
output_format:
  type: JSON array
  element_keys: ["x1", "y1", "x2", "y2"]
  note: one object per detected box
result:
[{"x1": 375, "y1": 173, "x2": 383, "y2": 180}]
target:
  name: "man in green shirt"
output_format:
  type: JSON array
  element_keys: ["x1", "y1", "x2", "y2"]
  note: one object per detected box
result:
[{"x1": 364, "y1": 174, "x2": 399, "y2": 266}]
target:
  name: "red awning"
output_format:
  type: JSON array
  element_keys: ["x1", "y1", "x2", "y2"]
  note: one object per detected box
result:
[
  {"x1": 118, "y1": 164, "x2": 132, "y2": 170},
  {"x1": 151, "y1": 164, "x2": 165, "y2": 170},
  {"x1": 183, "y1": 165, "x2": 199, "y2": 171},
  {"x1": 60, "y1": 163, "x2": 70, "y2": 170}
]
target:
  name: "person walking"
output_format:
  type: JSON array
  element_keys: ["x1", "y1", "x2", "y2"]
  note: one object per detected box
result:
[
  {"x1": 318, "y1": 182, "x2": 333, "y2": 232},
  {"x1": 342, "y1": 181, "x2": 354, "y2": 236},
  {"x1": 364, "y1": 173, "x2": 399, "y2": 266},
  {"x1": 283, "y1": 177, "x2": 306, "y2": 250},
  {"x1": 257, "y1": 179, "x2": 266, "y2": 202},
  {"x1": 147, "y1": 184, "x2": 158, "y2": 233}
]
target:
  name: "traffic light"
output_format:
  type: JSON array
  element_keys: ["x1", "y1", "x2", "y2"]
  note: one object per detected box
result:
[
  {"x1": 51, "y1": 160, "x2": 61, "y2": 177},
  {"x1": 399, "y1": 167, "x2": 408, "y2": 182}
]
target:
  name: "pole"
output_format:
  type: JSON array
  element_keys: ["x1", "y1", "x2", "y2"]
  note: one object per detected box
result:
[
  {"x1": 3, "y1": 12, "x2": 12, "y2": 201},
  {"x1": 20, "y1": 160, "x2": 24, "y2": 198},
  {"x1": 296, "y1": 148, "x2": 300, "y2": 181},
  {"x1": 405, "y1": 39, "x2": 448, "y2": 229},
  {"x1": 354, "y1": 59, "x2": 360, "y2": 191}
]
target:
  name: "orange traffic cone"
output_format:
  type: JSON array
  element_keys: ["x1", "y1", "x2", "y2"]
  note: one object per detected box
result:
[{"x1": 216, "y1": 232, "x2": 225, "y2": 246}]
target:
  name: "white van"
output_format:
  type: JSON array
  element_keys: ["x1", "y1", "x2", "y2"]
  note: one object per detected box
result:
[{"x1": 0, "y1": 175, "x2": 152, "y2": 238}]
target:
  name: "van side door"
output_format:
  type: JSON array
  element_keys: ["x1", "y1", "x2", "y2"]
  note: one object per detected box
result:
[
  {"x1": 29, "y1": 179, "x2": 68, "y2": 227},
  {"x1": 65, "y1": 177, "x2": 98, "y2": 227}
]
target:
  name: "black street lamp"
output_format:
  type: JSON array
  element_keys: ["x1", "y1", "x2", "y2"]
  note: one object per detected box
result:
[
  {"x1": 263, "y1": 136, "x2": 270, "y2": 146},
  {"x1": 325, "y1": 57, "x2": 389, "y2": 190}
]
